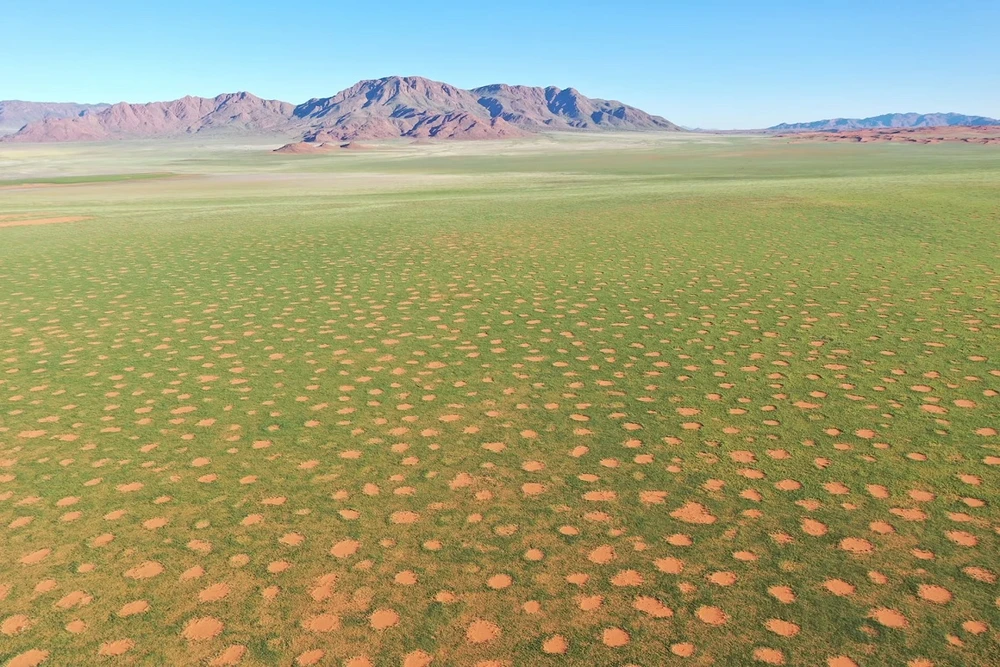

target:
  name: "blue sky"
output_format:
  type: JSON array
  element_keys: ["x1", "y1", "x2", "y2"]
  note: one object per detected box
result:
[{"x1": 2, "y1": 1, "x2": 997, "y2": 128}]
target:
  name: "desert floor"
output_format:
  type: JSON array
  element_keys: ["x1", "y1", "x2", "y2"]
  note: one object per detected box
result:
[{"x1": 1, "y1": 134, "x2": 998, "y2": 666}]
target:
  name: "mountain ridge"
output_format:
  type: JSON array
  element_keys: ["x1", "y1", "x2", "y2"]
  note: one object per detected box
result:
[
  {"x1": 0, "y1": 100, "x2": 110, "y2": 134},
  {"x1": 473, "y1": 83, "x2": 679, "y2": 131},
  {"x1": 769, "y1": 112, "x2": 999, "y2": 132},
  {"x1": 1, "y1": 76, "x2": 681, "y2": 143}
]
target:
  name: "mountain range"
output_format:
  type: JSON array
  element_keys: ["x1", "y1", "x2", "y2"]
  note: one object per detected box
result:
[
  {"x1": 0, "y1": 101, "x2": 110, "y2": 135},
  {"x1": 769, "y1": 112, "x2": 999, "y2": 132},
  {"x1": 0, "y1": 76, "x2": 680, "y2": 143}
]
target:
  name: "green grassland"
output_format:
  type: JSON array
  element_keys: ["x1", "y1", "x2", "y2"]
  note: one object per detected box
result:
[{"x1": 0, "y1": 135, "x2": 997, "y2": 666}]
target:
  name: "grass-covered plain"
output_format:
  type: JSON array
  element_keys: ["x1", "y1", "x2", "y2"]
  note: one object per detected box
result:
[{"x1": 1, "y1": 135, "x2": 998, "y2": 667}]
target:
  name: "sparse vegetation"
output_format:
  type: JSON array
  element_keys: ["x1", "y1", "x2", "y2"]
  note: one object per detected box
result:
[{"x1": 1, "y1": 135, "x2": 997, "y2": 666}]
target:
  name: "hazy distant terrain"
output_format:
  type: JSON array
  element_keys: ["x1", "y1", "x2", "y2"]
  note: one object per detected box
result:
[
  {"x1": 770, "y1": 112, "x2": 999, "y2": 132},
  {"x1": 0, "y1": 101, "x2": 109, "y2": 135}
]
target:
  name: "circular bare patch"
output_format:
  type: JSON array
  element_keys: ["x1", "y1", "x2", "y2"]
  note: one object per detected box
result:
[
  {"x1": 7, "y1": 650, "x2": 49, "y2": 667},
  {"x1": 708, "y1": 571, "x2": 737, "y2": 586},
  {"x1": 671, "y1": 501, "x2": 716, "y2": 524},
  {"x1": 768, "y1": 586, "x2": 795, "y2": 603},
  {"x1": 869, "y1": 608, "x2": 908, "y2": 629},
  {"x1": 1, "y1": 615, "x2": 32, "y2": 635},
  {"x1": 611, "y1": 570, "x2": 643, "y2": 586},
  {"x1": 183, "y1": 616, "x2": 224, "y2": 641},
  {"x1": 210, "y1": 645, "x2": 247, "y2": 666},
  {"x1": 963, "y1": 566, "x2": 996, "y2": 583},
  {"x1": 917, "y1": 584, "x2": 952, "y2": 604},
  {"x1": 296, "y1": 650, "x2": 325, "y2": 666},
  {"x1": 962, "y1": 620, "x2": 988, "y2": 634},
  {"x1": 199, "y1": 583, "x2": 230, "y2": 603},
  {"x1": 125, "y1": 561, "x2": 163, "y2": 579},
  {"x1": 118, "y1": 601, "x2": 149, "y2": 617},
  {"x1": 302, "y1": 614, "x2": 340, "y2": 632},
  {"x1": 402, "y1": 651, "x2": 433, "y2": 667},
  {"x1": 466, "y1": 619, "x2": 501, "y2": 644},
  {"x1": 655, "y1": 557, "x2": 685, "y2": 574},
  {"x1": 65, "y1": 620, "x2": 86, "y2": 634},
  {"x1": 824, "y1": 579, "x2": 855, "y2": 596},
  {"x1": 19, "y1": 548, "x2": 51, "y2": 565},
  {"x1": 602, "y1": 627, "x2": 630, "y2": 647},
  {"x1": 633, "y1": 595, "x2": 673, "y2": 618},
  {"x1": 765, "y1": 619, "x2": 800, "y2": 637},
  {"x1": 542, "y1": 635, "x2": 568, "y2": 654},
  {"x1": 827, "y1": 657, "x2": 858, "y2": 667},
  {"x1": 330, "y1": 539, "x2": 360, "y2": 557},
  {"x1": 753, "y1": 648, "x2": 785, "y2": 665},
  {"x1": 801, "y1": 518, "x2": 828, "y2": 536},
  {"x1": 839, "y1": 537, "x2": 873, "y2": 554},
  {"x1": 98, "y1": 639, "x2": 134, "y2": 656},
  {"x1": 588, "y1": 545, "x2": 616, "y2": 564},
  {"x1": 697, "y1": 606, "x2": 728, "y2": 626},
  {"x1": 370, "y1": 609, "x2": 399, "y2": 630},
  {"x1": 671, "y1": 643, "x2": 695, "y2": 657}
]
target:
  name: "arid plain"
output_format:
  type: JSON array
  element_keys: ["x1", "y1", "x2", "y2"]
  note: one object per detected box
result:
[{"x1": 1, "y1": 134, "x2": 998, "y2": 666}]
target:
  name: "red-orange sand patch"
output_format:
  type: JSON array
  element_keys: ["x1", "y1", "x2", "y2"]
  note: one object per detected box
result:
[
  {"x1": 303, "y1": 614, "x2": 340, "y2": 632},
  {"x1": 7, "y1": 650, "x2": 50, "y2": 667},
  {"x1": 824, "y1": 579, "x2": 855, "y2": 596},
  {"x1": 839, "y1": 537, "x2": 873, "y2": 554},
  {"x1": 917, "y1": 584, "x2": 952, "y2": 604},
  {"x1": 634, "y1": 596, "x2": 673, "y2": 618},
  {"x1": 65, "y1": 620, "x2": 86, "y2": 634},
  {"x1": 98, "y1": 640, "x2": 134, "y2": 656},
  {"x1": 344, "y1": 657, "x2": 374, "y2": 667},
  {"x1": 125, "y1": 561, "x2": 164, "y2": 579},
  {"x1": 403, "y1": 650, "x2": 433, "y2": 667},
  {"x1": 210, "y1": 645, "x2": 247, "y2": 666},
  {"x1": 753, "y1": 647, "x2": 785, "y2": 664},
  {"x1": 20, "y1": 548, "x2": 51, "y2": 565},
  {"x1": 118, "y1": 600, "x2": 150, "y2": 617},
  {"x1": 542, "y1": 634, "x2": 569, "y2": 654},
  {"x1": 370, "y1": 609, "x2": 399, "y2": 630},
  {"x1": 602, "y1": 627, "x2": 630, "y2": 647},
  {"x1": 768, "y1": 586, "x2": 796, "y2": 603},
  {"x1": 697, "y1": 606, "x2": 728, "y2": 625},
  {"x1": 671, "y1": 502, "x2": 716, "y2": 524},
  {"x1": 466, "y1": 619, "x2": 501, "y2": 643},
  {"x1": 708, "y1": 571, "x2": 737, "y2": 586},
  {"x1": 827, "y1": 657, "x2": 859, "y2": 667},
  {"x1": 655, "y1": 557, "x2": 685, "y2": 574},
  {"x1": 0, "y1": 216, "x2": 90, "y2": 228},
  {"x1": 296, "y1": 650, "x2": 325, "y2": 665},
  {"x1": 183, "y1": 616, "x2": 225, "y2": 641},
  {"x1": 199, "y1": 583, "x2": 231, "y2": 603},
  {"x1": 1, "y1": 615, "x2": 32, "y2": 635},
  {"x1": 765, "y1": 619, "x2": 800, "y2": 637},
  {"x1": 869, "y1": 608, "x2": 908, "y2": 629},
  {"x1": 331, "y1": 539, "x2": 360, "y2": 557},
  {"x1": 672, "y1": 643, "x2": 695, "y2": 657}
]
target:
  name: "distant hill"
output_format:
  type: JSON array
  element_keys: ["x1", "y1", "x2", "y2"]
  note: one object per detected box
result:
[
  {"x1": 770, "y1": 112, "x2": 1000, "y2": 132},
  {"x1": 2, "y1": 76, "x2": 682, "y2": 142},
  {"x1": 780, "y1": 125, "x2": 1000, "y2": 145},
  {"x1": 0, "y1": 100, "x2": 110, "y2": 134},
  {"x1": 472, "y1": 84, "x2": 680, "y2": 131},
  {"x1": 296, "y1": 77, "x2": 527, "y2": 142},
  {"x1": 5, "y1": 93, "x2": 295, "y2": 142}
]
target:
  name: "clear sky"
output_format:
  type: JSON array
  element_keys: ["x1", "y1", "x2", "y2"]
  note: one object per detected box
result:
[{"x1": 2, "y1": 0, "x2": 997, "y2": 128}]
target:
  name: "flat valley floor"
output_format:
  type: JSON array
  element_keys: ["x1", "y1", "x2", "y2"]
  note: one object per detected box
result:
[{"x1": 0, "y1": 134, "x2": 998, "y2": 666}]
